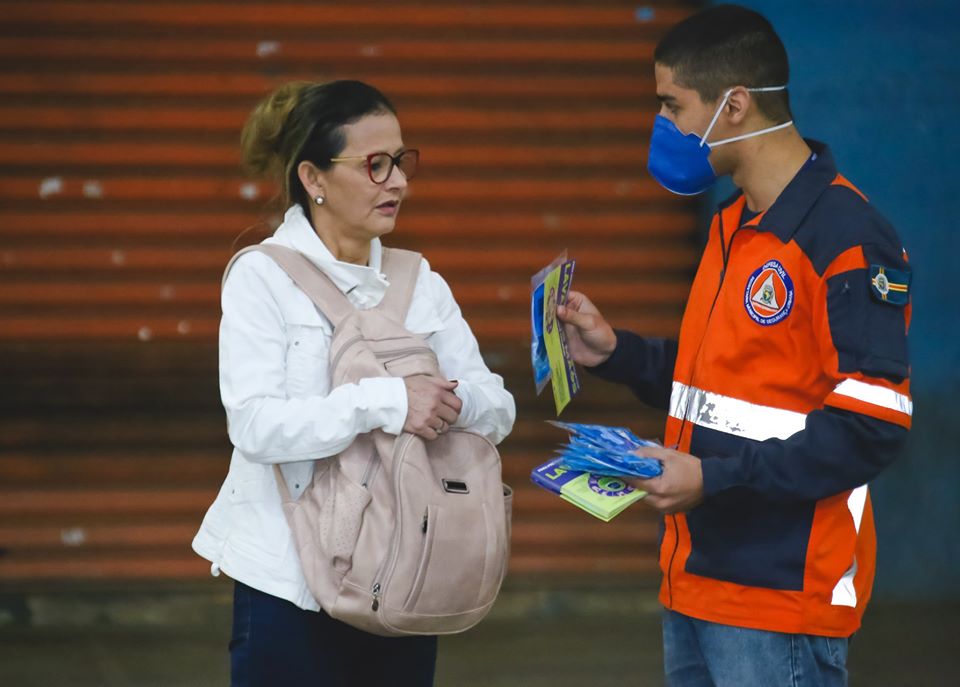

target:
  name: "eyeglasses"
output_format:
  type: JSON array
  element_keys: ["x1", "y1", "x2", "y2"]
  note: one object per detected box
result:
[{"x1": 329, "y1": 149, "x2": 420, "y2": 184}]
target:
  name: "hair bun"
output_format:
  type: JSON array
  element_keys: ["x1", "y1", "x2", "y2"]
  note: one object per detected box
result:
[{"x1": 240, "y1": 81, "x2": 314, "y2": 179}]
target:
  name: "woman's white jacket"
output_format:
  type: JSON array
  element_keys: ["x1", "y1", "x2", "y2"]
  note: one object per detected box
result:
[{"x1": 192, "y1": 205, "x2": 516, "y2": 611}]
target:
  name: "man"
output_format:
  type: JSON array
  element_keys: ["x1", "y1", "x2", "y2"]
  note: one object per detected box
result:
[{"x1": 557, "y1": 5, "x2": 912, "y2": 685}]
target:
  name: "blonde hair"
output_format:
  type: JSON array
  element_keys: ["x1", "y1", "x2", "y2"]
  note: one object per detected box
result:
[
  {"x1": 238, "y1": 80, "x2": 397, "y2": 212},
  {"x1": 240, "y1": 81, "x2": 314, "y2": 209}
]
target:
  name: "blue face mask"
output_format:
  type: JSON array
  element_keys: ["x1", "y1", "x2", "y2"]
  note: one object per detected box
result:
[{"x1": 647, "y1": 86, "x2": 792, "y2": 196}]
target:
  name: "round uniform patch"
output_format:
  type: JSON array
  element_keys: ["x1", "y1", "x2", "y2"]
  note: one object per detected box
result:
[
  {"x1": 744, "y1": 260, "x2": 795, "y2": 326},
  {"x1": 588, "y1": 475, "x2": 633, "y2": 497}
]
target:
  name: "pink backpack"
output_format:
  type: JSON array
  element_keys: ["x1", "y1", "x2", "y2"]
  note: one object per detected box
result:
[{"x1": 224, "y1": 244, "x2": 512, "y2": 636}]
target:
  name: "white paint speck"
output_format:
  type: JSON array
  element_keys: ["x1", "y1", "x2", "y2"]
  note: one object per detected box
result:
[
  {"x1": 137, "y1": 326, "x2": 153, "y2": 341},
  {"x1": 111, "y1": 250, "x2": 126, "y2": 266},
  {"x1": 38, "y1": 176, "x2": 63, "y2": 198},
  {"x1": 360, "y1": 45, "x2": 381, "y2": 57},
  {"x1": 61, "y1": 528, "x2": 87, "y2": 546},
  {"x1": 159, "y1": 285, "x2": 175, "y2": 300},
  {"x1": 497, "y1": 286, "x2": 512, "y2": 301},
  {"x1": 256, "y1": 41, "x2": 281, "y2": 58},
  {"x1": 177, "y1": 320, "x2": 191, "y2": 335},
  {"x1": 82, "y1": 180, "x2": 104, "y2": 198},
  {"x1": 239, "y1": 183, "x2": 259, "y2": 200}
]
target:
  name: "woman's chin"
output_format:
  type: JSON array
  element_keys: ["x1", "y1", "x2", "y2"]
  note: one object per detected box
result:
[{"x1": 370, "y1": 217, "x2": 398, "y2": 238}]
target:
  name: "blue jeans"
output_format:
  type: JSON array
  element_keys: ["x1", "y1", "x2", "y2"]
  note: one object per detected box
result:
[
  {"x1": 662, "y1": 609, "x2": 849, "y2": 687},
  {"x1": 230, "y1": 581, "x2": 437, "y2": 687}
]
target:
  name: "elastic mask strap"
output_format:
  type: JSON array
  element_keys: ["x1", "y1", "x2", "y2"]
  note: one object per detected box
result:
[
  {"x1": 699, "y1": 89, "x2": 733, "y2": 148},
  {"x1": 710, "y1": 120, "x2": 794, "y2": 147},
  {"x1": 700, "y1": 85, "x2": 790, "y2": 148}
]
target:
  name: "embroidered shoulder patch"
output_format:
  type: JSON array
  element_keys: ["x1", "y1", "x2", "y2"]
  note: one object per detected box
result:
[{"x1": 869, "y1": 265, "x2": 910, "y2": 306}]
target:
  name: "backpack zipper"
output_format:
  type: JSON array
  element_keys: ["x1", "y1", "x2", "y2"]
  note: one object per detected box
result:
[
  {"x1": 374, "y1": 345, "x2": 433, "y2": 360},
  {"x1": 330, "y1": 337, "x2": 432, "y2": 374},
  {"x1": 360, "y1": 449, "x2": 380, "y2": 489},
  {"x1": 370, "y1": 433, "x2": 418, "y2": 613},
  {"x1": 329, "y1": 334, "x2": 364, "y2": 372}
]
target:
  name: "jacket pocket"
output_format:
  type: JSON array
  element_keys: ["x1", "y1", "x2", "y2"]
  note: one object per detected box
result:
[
  {"x1": 225, "y1": 477, "x2": 289, "y2": 567},
  {"x1": 285, "y1": 322, "x2": 332, "y2": 397},
  {"x1": 401, "y1": 502, "x2": 496, "y2": 614},
  {"x1": 688, "y1": 425, "x2": 814, "y2": 591},
  {"x1": 327, "y1": 476, "x2": 372, "y2": 574}
]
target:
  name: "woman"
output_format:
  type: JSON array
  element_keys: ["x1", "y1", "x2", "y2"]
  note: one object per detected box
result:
[{"x1": 192, "y1": 80, "x2": 516, "y2": 686}]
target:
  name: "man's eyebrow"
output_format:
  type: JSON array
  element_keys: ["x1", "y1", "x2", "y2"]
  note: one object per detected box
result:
[{"x1": 657, "y1": 94, "x2": 677, "y2": 104}]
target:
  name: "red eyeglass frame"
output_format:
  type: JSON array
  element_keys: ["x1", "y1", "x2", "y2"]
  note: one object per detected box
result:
[{"x1": 329, "y1": 149, "x2": 420, "y2": 184}]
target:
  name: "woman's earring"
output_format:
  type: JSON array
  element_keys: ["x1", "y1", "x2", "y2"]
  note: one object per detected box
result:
[{"x1": 314, "y1": 195, "x2": 325, "y2": 206}]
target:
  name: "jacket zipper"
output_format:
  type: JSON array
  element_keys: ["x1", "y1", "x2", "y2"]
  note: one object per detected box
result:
[{"x1": 666, "y1": 208, "x2": 743, "y2": 609}]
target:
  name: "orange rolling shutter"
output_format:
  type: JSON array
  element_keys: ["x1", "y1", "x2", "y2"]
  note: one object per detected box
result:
[{"x1": 0, "y1": 1, "x2": 696, "y2": 582}]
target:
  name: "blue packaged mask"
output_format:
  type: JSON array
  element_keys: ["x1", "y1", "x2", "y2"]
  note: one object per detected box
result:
[{"x1": 647, "y1": 85, "x2": 792, "y2": 196}]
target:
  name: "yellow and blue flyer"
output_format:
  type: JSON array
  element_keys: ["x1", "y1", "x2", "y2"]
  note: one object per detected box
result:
[
  {"x1": 531, "y1": 457, "x2": 645, "y2": 522},
  {"x1": 531, "y1": 254, "x2": 580, "y2": 414}
]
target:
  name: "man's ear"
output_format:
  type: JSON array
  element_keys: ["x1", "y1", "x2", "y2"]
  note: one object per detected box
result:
[
  {"x1": 724, "y1": 87, "x2": 752, "y2": 126},
  {"x1": 297, "y1": 160, "x2": 325, "y2": 200}
]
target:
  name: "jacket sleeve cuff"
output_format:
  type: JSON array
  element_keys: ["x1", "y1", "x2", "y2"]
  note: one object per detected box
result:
[
  {"x1": 356, "y1": 377, "x2": 408, "y2": 436},
  {"x1": 584, "y1": 329, "x2": 630, "y2": 382},
  {"x1": 452, "y1": 380, "x2": 474, "y2": 428}
]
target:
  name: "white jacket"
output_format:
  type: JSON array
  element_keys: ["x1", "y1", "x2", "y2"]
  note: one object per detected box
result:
[{"x1": 192, "y1": 205, "x2": 516, "y2": 611}]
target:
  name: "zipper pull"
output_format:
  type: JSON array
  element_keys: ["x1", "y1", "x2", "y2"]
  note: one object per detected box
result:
[
  {"x1": 371, "y1": 582, "x2": 381, "y2": 611},
  {"x1": 421, "y1": 512, "x2": 428, "y2": 533}
]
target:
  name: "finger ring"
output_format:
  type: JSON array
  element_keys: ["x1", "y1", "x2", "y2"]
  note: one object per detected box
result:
[{"x1": 438, "y1": 421, "x2": 447, "y2": 433}]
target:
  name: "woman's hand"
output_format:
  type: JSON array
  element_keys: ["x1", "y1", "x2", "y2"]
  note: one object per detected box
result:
[
  {"x1": 556, "y1": 290, "x2": 617, "y2": 367},
  {"x1": 403, "y1": 375, "x2": 462, "y2": 440}
]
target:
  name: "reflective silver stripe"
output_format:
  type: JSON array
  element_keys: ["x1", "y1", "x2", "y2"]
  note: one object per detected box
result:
[
  {"x1": 669, "y1": 382, "x2": 807, "y2": 442},
  {"x1": 832, "y1": 379, "x2": 913, "y2": 416},
  {"x1": 831, "y1": 485, "x2": 868, "y2": 608}
]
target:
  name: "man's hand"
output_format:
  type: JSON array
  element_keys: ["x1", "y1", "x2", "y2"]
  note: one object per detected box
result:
[
  {"x1": 556, "y1": 290, "x2": 617, "y2": 367},
  {"x1": 626, "y1": 445, "x2": 704, "y2": 514},
  {"x1": 403, "y1": 375, "x2": 462, "y2": 441}
]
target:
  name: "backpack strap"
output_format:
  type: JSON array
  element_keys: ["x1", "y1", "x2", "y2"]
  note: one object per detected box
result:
[
  {"x1": 223, "y1": 244, "x2": 354, "y2": 327},
  {"x1": 376, "y1": 247, "x2": 423, "y2": 323}
]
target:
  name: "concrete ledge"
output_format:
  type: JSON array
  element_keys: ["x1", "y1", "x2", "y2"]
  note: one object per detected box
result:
[{"x1": 0, "y1": 578, "x2": 662, "y2": 629}]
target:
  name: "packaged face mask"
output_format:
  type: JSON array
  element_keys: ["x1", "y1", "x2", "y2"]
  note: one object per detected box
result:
[
  {"x1": 529, "y1": 422, "x2": 665, "y2": 522},
  {"x1": 548, "y1": 421, "x2": 663, "y2": 479}
]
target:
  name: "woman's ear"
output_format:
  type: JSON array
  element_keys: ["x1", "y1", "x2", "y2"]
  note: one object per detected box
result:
[{"x1": 297, "y1": 160, "x2": 325, "y2": 201}]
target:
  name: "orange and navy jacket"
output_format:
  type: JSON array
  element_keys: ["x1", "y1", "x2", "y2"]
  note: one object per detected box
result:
[{"x1": 590, "y1": 141, "x2": 912, "y2": 637}]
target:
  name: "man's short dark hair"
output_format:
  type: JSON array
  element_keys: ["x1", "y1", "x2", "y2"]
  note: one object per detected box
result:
[{"x1": 654, "y1": 4, "x2": 792, "y2": 122}]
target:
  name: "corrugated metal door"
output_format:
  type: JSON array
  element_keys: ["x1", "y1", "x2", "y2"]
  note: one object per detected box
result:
[{"x1": 0, "y1": 1, "x2": 697, "y2": 582}]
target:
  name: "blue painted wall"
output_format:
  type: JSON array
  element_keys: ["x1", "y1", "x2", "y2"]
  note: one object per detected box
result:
[{"x1": 707, "y1": 0, "x2": 960, "y2": 599}]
